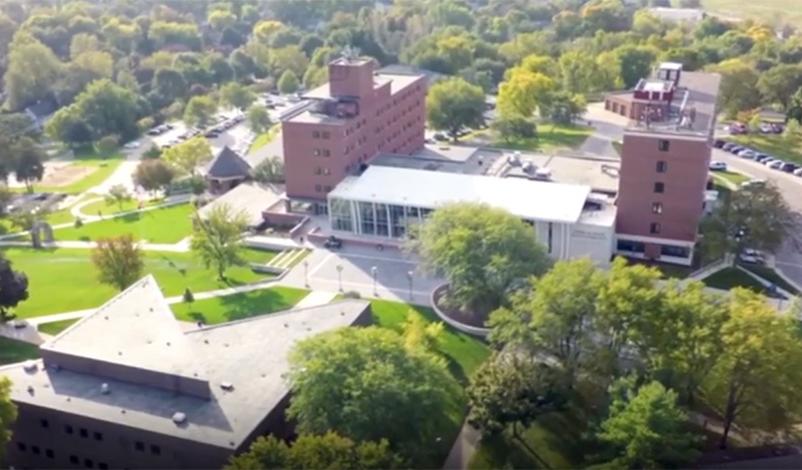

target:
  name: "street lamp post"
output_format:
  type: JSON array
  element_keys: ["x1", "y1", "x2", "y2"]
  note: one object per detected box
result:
[
  {"x1": 371, "y1": 266, "x2": 378, "y2": 296},
  {"x1": 406, "y1": 270, "x2": 414, "y2": 301},
  {"x1": 303, "y1": 260, "x2": 309, "y2": 287},
  {"x1": 336, "y1": 264, "x2": 343, "y2": 292}
]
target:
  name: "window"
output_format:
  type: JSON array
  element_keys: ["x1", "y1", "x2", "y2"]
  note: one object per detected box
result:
[
  {"x1": 661, "y1": 245, "x2": 690, "y2": 258},
  {"x1": 323, "y1": 149, "x2": 331, "y2": 157},
  {"x1": 135, "y1": 441, "x2": 145, "y2": 452},
  {"x1": 324, "y1": 185, "x2": 332, "y2": 192},
  {"x1": 98, "y1": 463, "x2": 108, "y2": 470},
  {"x1": 650, "y1": 222, "x2": 661, "y2": 234},
  {"x1": 150, "y1": 445, "x2": 161, "y2": 456},
  {"x1": 651, "y1": 202, "x2": 663, "y2": 214},
  {"x1": 313, "y1": 149, "x2": 320, "y2": 156},
  {"x1": 46, "y1": 449, "x2": 54, "y2": 459},
  {"x1": 658, "y1": 139, "x2": 670, "y2": 151},
  {"x1": 65, "y1": 425, "x2": 74, "y2": 435},
  {"x1": 84, "y1": 458, "x2": 94, "y2": 468},
  {"x1": 312, "y1": 130, "x2": 320, "y2": 138},
  {"x1": 314, "y1": 184, "x2": 322, "y2": 192},
  {"x1": 617, "y1": 239, "x2": 645, "y2": 253},
  {"x1": 93, "y1": 432, "x2": 103, "y2": 441},
  {"x1": 656, "y1": 161, "x2": 667, "y2": 173},
  {"x1": 79, "y1": 428, "x2": 88, "y2": 438},
  {"x1": 40, "y1": 418, "x2": 49, "y2": 428},
  {"x1": 654, "y1": 182, "x2": 664, "y2": 193},
  {"x1": 322, "y1": 131, "x2": 330, "y2": 139},
  {"x1": 314, "y1": 167, "x2": 322, "y2": 175},
  {"x1": 17, "y1": 442, "x2": 26, "y2": 452},
  {"x1": 70, "y1": 455, "x2": 79, "y2": 465},
  {"x1": 32, "y1": 445, "x2": 41, "y2": 455}
]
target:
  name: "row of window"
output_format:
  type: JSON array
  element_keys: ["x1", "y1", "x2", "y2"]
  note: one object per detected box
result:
[
  {"x1": 311, "y1": 130, "x2": 331, "y2": 139},
  {"x1": 616, "y1": 240, "x2": 690, "y2": 258},
  {"x1": 16, "y1": 441, "x2": 111, "y2": 469},
  {"x1": 65, "y1": 423, "x2": 103, "y2": 441}
]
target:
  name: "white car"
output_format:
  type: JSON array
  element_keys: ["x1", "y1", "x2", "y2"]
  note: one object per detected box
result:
[
  {"x1": 737, "y1": 149, "x2": 757, "y2": 159},
  {"x1": 739, "y1": 249, "x2": 765, "y2": 265},
  {"x1": 709, "y1": 161, "x2": 727, "y2": 171},
  {"x1": 762, "y1": 158, "x2": 777, "y2": 166},
  {"x1": 793, "y1": 168, "x2": 802, "y2": 177},
  {"x1": 768, "y1": 160, "x2": 785, "y2": 169},
  {"x1": 123, "y1": 140, "x2": 141, "y2": 149}
]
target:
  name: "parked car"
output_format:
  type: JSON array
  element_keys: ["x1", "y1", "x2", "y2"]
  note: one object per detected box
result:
[
  {"x1": 722, "y1": 142, "x2": 736, "y2": 151},
  {"x1": 737, "y1": 149, "x2": 757, "y2": 159},
  {"x1": 727, "y1": 145, "x2": 744, "y2": 154},
  {"x1": 713, "y1": 139, "x2": 726, "y2": 148},
  {"x1": 729, "y1": 122, "x2": 748, "y2": 134},
  {"x1": 433, "y1": 132, "x2": 447, "y2": 142},
  {"x1": 781, "y1": 162, "x2": 799, "y2": 173},
  {"x1": 768, "y1": 160, "x2": 785, "y2": 170},
  {"x1": 793, "y1": 168, "x2": 802, "y2": 177},
  {"x1": 739, "y1": 248, "x2": 765, "y2": 265},
  {"x1": 204, "y1": 130, "x2": 220, "y2": 138},
  {"x1": 755, "y1": 153, "x2": 771, "y2": 163},
  {"x1": 770, "y1": 122, "x2": 784, "y2": 133},
  {"x1": 123, "y1": 140, "x2": 141, "y2": 149},
  {"x1": 323, "y1": 236, "x2": 342, "y2": 250},
  {"x1": 741, "y1": 179, "x2": 766, "y2": 189},
  {"x1": 709, "y1": 161, "x2": 727, "y2": 171},
  {"x1": 761, "y1": 158, "x2": 778, "y2": 166}
]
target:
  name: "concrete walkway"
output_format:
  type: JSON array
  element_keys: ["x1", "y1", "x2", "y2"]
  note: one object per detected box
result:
[
  {"x1": 294, "y1": 290, "x2": 338, "y2": 309},
  {"x1": 443, "y1": 420, "x2": 482, "y2": 469},
  {"x1": 0, "y1": 239, "x2": 192, "y2": 253}
]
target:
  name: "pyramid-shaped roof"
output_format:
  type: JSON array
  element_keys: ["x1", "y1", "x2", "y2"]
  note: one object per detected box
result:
[{"x1": 206, "y1": 146, "x2": 251, "y2": 179}]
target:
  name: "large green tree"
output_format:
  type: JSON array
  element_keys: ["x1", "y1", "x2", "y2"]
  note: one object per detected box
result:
[
  {"x1": 162, "y1": 136, "x2": 213, "y2": 176},
  {"x1": 4, "y1": 34, "x2": 62, "y2": 111},
  {"x1": 183, "y1": 95, "x2": 218, "y2": 128},
  {"x1": 220, "y1": 82, "x2": 256, "y2": 110},
  {"x1": 287, "y1": 327, "x2": 457, "y2": 460},
  {"x1": 0, "y1": 257, "x2": 29, "y2": 323},
  {"x1": 757, "y1": 63, "x2": 802, "y2": 110},
  {"x1": 425, "y1": 77, "x2": 485, "y2": 142},
  {"x1": 703, "y1": 289, "x2": 802, "y2": 448},
  {"x1": 91, "y1": 235, "x2": 144, "y2": 291},
  {"x1": 710, "y1": 59, "x2": 762, "y2": 119},
  {"x1": 191, "y1": 203, "x2": 248, "y2": 280},
  {"x1": 497, "y1": 69, "x2": 556, "y2": 118},
  {"x1": 410, "y1": 202, "x2": 551, "y2": 318},
  {"x1": 615, "y1": 45, "x2": 657, "y2": 89},
  {"x1": 596, "y1": 379, "x2": 700, "y2": 468},
  {"x1": 0, "y1": 377, "x2": 16, "y2": 462}
]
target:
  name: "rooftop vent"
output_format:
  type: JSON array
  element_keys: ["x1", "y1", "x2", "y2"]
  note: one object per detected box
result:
[
  {"x1": 172, "y1": 412, "x2": 187, "y2": 425},
  {"x1": 220, "y1": 382, "x2": 234, "y2": 391},
  {"x1": 101, "y1": 383, "x2": 110, "y2": 395},
  {"x1": 23, "y1": 361, "x2": 38, "y2": 373}
]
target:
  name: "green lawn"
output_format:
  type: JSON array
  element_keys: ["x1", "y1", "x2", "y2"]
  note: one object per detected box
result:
[
  {"x1": 249, "y1": 124, "x2": 280, "y2": 153},
  {"x1": 741, "y1": 265, "x2": 800, "y2": 295},
  {"x1": 467, "y1": 123, "x2": 593, "y2": 152},
  {"x1": 171, "y1": 285, "x2": 309, "y2": 324},
  {"x1": 2, "y1": 247, "x2": 277, "y2": 318},
  {"x1": 54, "y1": 203, "x2": 193, "y2": 243},
  {"x1": 31, "y1": 147, "x2": 125, "y2": 195},
  {"x1": 0, "y1": 337, "x2": 40, "y2": 365},
  {"x1": 712, "y1": 170, "x2": 750, "y2": 187},
  {"x1": 703, "y1": 267, "x2": 769, "y2": 293},
  {"x1": 80, "y1": 198, "x2": 162, "y2": 217},
  {"x1": 731, "y1": 134, "x2": 802, "y2": 166},
  {"x1": 701, "y1": 0, "x2": 802, "y2": 28},
  {"x1": 37, "y1": 319, "x2": 79, "y2": 336}
]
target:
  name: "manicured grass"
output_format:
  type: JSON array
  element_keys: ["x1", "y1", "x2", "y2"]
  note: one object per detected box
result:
[
  {"x1": 46, "y1": 208, "x2": 79, "y2": 226},
  {"x1": 0, "y1": 337, "x2": 39, "y2": 365},
  {"x1": 2, "y1": 247, "x2": 277, "y2": 318},
  {"x1": 712, "y1": 170, "x2": 749, "y2": 187},
  {"x1": 37, "y1": 319, "x2": 79, "y2": 336},
  {"x1": 467, "y1": 123, "x2": 593, "y2": 152},
  {"x1": 741, "y1": 265, "x2": 800, "y2": 295},
  {"x1": 31, "y1": 147, "x2": 125, "y2": 194},
  {"x1": 731, "y1": 134, "x2": 802, "y2": 166},
  {"x1": 171, "y1": 286, "x2": 309, "y2": 324},
  {"x1": 54, "y1": 203, "x2": 193, "y2": 243},
  {"x1": 700, "y1": 0, "x2": 802, "y2": 28},
  {"x1": 703, "y1": 267, "x2": 769, "y2": 293},
  {"x1": 80, "y1": 198, "x2": 161, "y2": 217},
  {"x1": 249, "y1": 124, "x2": 280, "y2": 153}
]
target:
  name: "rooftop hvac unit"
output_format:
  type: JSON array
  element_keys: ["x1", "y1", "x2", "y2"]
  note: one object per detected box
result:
[
  {"x1": 101, "y1": 383, "x2": 110, "y2": 395},
  {"x1": 220, "y1": 382, "x2": 234, "y2": 391},
  {"x1": 23, "y1": 361, "x2": 38, "y2": 373},
  {"x1": 172, "y1": 412, "x2": 187, "y2": 425}
]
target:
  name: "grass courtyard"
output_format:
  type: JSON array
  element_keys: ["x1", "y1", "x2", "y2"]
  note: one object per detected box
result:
[
  {"x1": 2, "y1": 246, "x2": 277, "y2": 318},
  {"x1": 0, "y1": 337, "x2": 40, "y2": 365},
  {"x1": 711, "y1": 170, "x2": 750, "y2": 188},
  {"x1": 466, "y1": 123, "x2": 593, "y2": 152},
  {"x1": 249, "y1": 124, "x2": 281, "y2": 153},
  {"x1": 80, "y1": 198, "x2": 162, "y2": 217},
  {"x1": 701, "y1": 0, "x2": 802, "y2": 29},
  {"x1": 171, "y1": 286, "x2": 309, "y2": 324},
  {"x1": 54, "y1": 203, "x2": 193, "y2": 244},
  {"x1": 702, "y1": 267, "x2": 770, "y2": 293},
  {"x1": 37, "y1": 319, "x2": 79, "y2": 336}
]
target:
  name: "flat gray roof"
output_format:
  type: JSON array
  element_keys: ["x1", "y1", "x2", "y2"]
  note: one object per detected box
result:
[
  {"x1": 198, "y1": 183, "x2": 280, "y2": 226},
  {"x1": 329, "y1": 165, "x2": 592, "y2": 224},
  {"x1": 2, "y1": 276, "x2": 370, "y2": 450}
]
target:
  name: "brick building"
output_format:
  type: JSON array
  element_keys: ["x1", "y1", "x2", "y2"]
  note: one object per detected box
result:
[
  {"x1": 1, "y1": 276, "x2": 371, "y2": 469},
  {"x1": 282, "y1": 56, "x2": 427, "y2": 212},
  {"x1": 612, "y1": 63, "x2": 721, "y2": 265}
]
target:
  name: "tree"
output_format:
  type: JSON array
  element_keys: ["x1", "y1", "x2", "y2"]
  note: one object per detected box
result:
[
  {"x1": 162, "y1": 137, "x2": 213, "y2": 176},
  {"x1": 191, "y1": 203, "x2": 248, "y2": 280},
  {"x1": 183, "y1": 95, "x2": 218, "y2": 128},
  {"x1": 15, "y1": 147, "x2": 45, "y2": 193},
  {"x1": 287, "y1": 327, "x2": 456, "y2": 460},
  {"x1": 402, "y1": 312, "x2": 443, "y2": 353},
  {"x1": 426, "y1": 78, "x2": 485, "y2": 142},
  {"x1": 615, "y1": 45, "x2": 657, "y2": 89},
  {"x1": 410, "y1": 202, "x2": 551, "y2": 317},
  {"x1": 134, "y1": 159, "x2": 175, "y2": 194},
  {"x1": 700, "y1": 183, "x2": 794, "y2": 263},
  {"x1": 247, "y1": 105, "x2": 271, "y2": 134},
  {"x1": 4, "y1": 34, "x2": 63, "y2": 111},
  {"x1": 150, "y1": 68, "x2": 187, "y2": 106},
  {"x1": 489, "y1": 259, "x2": 602, "y2": 387},
  {"x1": 710, "y1": 59, "x2": 762, "y2": 119},
  {"x1": 596, "y1": 379, "x2": 700, "y2": 468},
  {"x1": 91, "y1": 235, "x2": 144, "y2": 291},
  {"x1": 227, "y1": 432, "x2": 402, "y2": 470},
  {"x1": 497, "y1": 69, "x2": 556, "y2": 118},
  {"x1": 0, "y1": 377, "x2": 17, "y2": 462},
  {"x1": 183, "y1": 288, "x2": 194, "y2": 307},
  {"x1": 467, "y1": 353, "x2": 563, "y2": 438},
  {"x1": 220, "y1": 82, "x2": 256, "y2": 110},
  {"x1": 0, "y1": 257, "x2": 29, "y2": 323},
  {"x1": 104, "y1": 184, "x2": 132, "y2": 212},
  {"x1": 252, "y1": 158, "x2": 284, "y2": 184},
  {"x1": 491, "y1": 115, "x2": 536, "y2": 143},
  {"x1": 786, "y1": 87, "x2": 802, "y2": 124},
  {"x1": 757, "y1": 64, "x2": 802, "y2": 110},
  {"x1": 277, "y1": 70, "x2": 300, "y2": 94},
  {"x1": 95, "y1": 134, "x2": 119, "y2": 157},
  {"x1": 543, "y1": 92, "x2": 586, "y2": 125},
  {"x1": 704, "y1": 289, "x2": 802, "y2": 448}
]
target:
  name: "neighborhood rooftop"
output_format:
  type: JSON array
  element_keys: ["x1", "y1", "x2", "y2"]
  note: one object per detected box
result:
[{"x1": 328, "y1": 165, "x2": 593, "y2": 224}]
